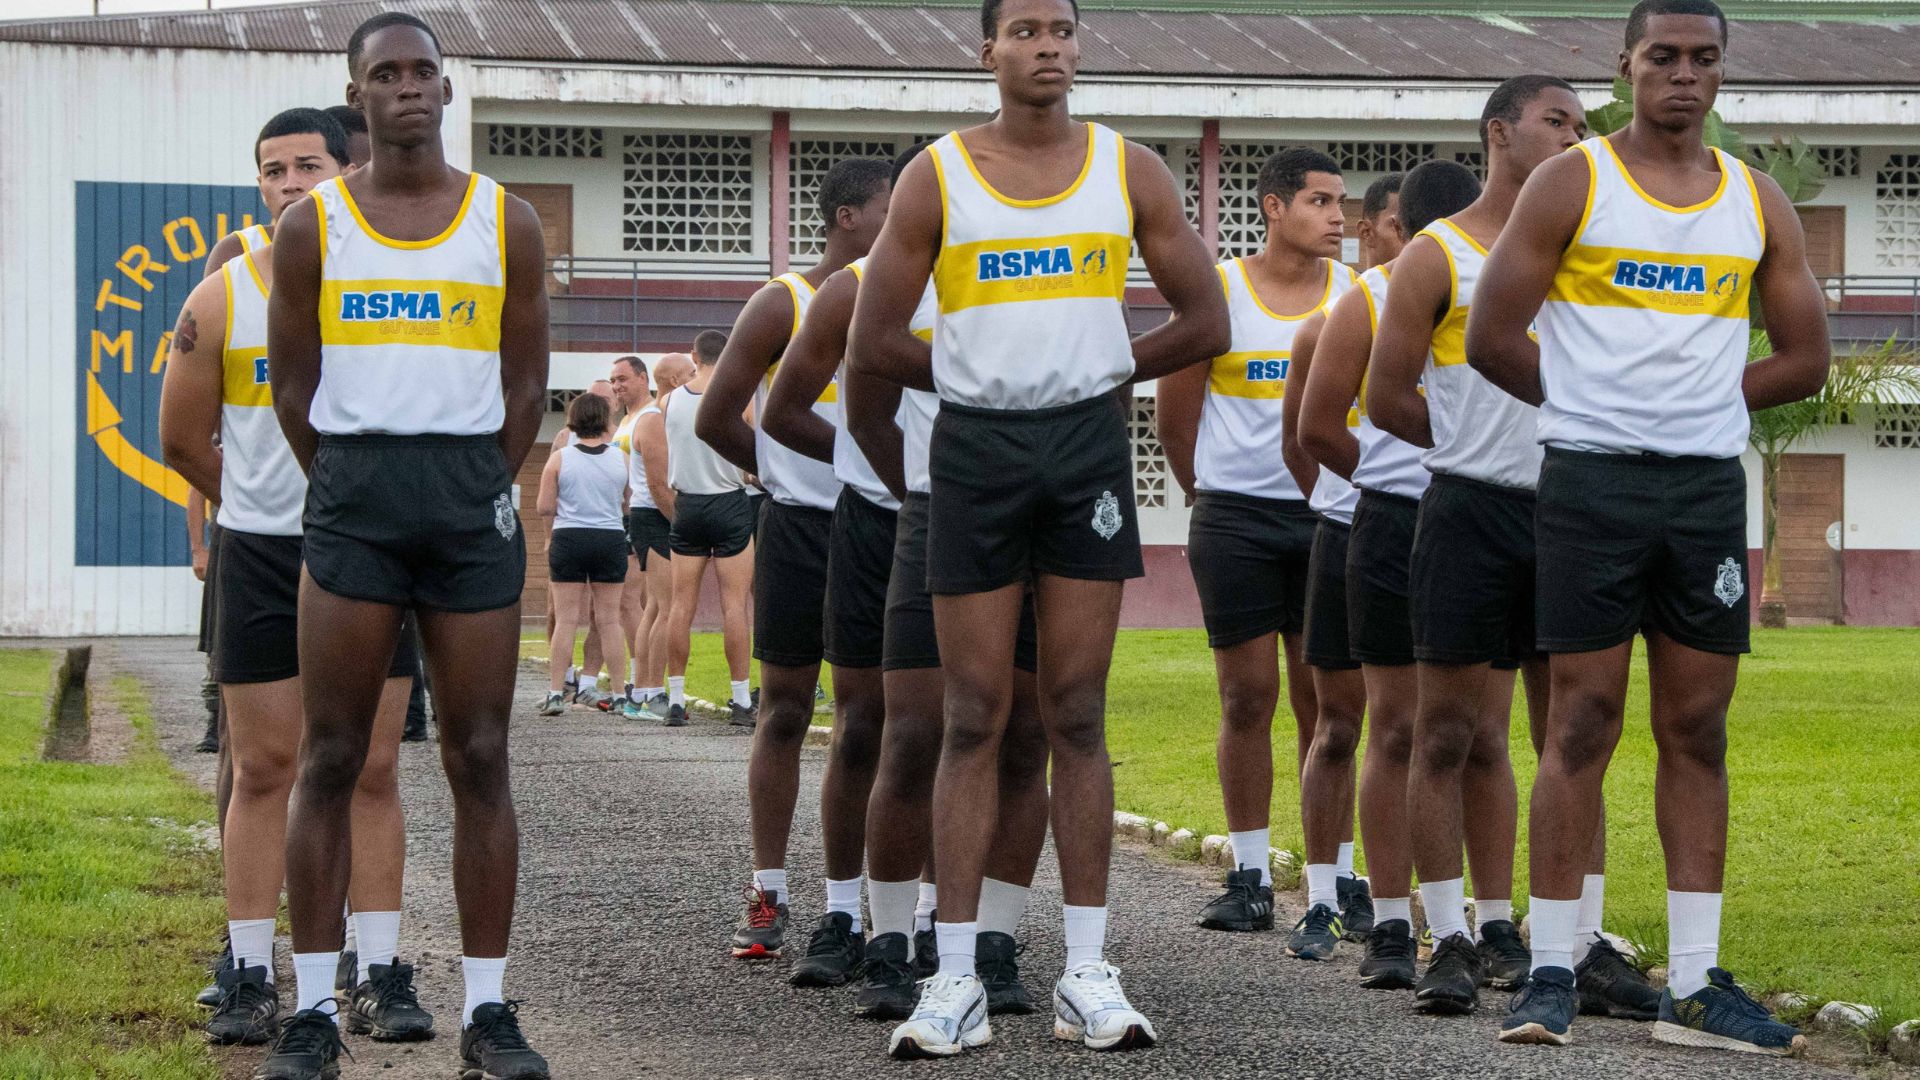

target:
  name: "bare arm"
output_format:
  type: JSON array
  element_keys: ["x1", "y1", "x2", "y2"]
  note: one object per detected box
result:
[
  {"x1": 498, "y1": 194, "x2": 550, "y2": 473},
  {"x1": 1155, "y1": 352, "x2": 1208, "y2": 503},
  {"x1": 1281, "y1": 312, "x2": 1326, "y2": 498},
  {"x1": 1368, "y1": 236, "x2": 1448, "y2": 449},
  {"x1": 266, "y1": 198, "x2": 324, "y2": 471},
  {"x1": 202, "y1": 230, "x2": 246, "y2": 280},
  {"x1": 160, "y1": 273, "x2": 230, "y2": 503},
  {"x1": 845, "y1": 366, "x2": 907, "y2": 503},
  {"x1": 535, "y1": 449, "x2": 561, "y2": 520},
  {"x1": 849, "y1": 154, "x2": 938, "y2": 393},
  {"x1": 1745, "y1": 174, "x2": 1831, "y2": 410},
  {"x1": 636, "y1": 407, "x2": 675, "y2": 520},
  {"x1": 764, "y1": 268, "x2": 855, "y2": 464},
  {"x1": 1126, "y1": 143, "x2": 1230, "y2": 382},
  {"x1": 1466, "y1": 150, "x2": 1589, "y2": 407},
  {"x1": 186, "y1": 489, "x2": 210, "y2": 580},
  {"x1": 1299, "y1": 289, "x2": 1370, "y2": 481},
  {"x1": 699, "y1": 283, "x2": 790, "y2": 473}
]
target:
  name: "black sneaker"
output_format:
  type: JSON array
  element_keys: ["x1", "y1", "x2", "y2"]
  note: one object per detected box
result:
[
  {"x1": 1197, "y1": 867, "x2": 1274, "y2": 932},
  {"x1": 1498, "y1": 966, "x2": 1577, "y2": 1046},
  {"x1": 333, "y1": 950, "x2": 357, "y2": 994},
  {"x1": 913, "y1": 922, "x2": 937, "y2": 979},
  {"x1": 730, "y1": 888, "x2": 787, "y2": 959},
  {"x1": 254, "y1": 1005, "x2": 348, "y2": 1080},
  {"x1": 345, "y1": 960, "x2": 435, "y2": 1041},
  {"x1": 1287, "y1": 903, "x2": 1344, "y2": 960},
  {"x1": 460, "y1": 1001, "x2": 550, "y2": 1080},
  {"x1": 789, "y1": 912, "x2": 865, "y2": 987},
  {"x1": 729, "y1": 699, "x2": 757, "y2": 728},
  {"x1": 1653, "y1": 967, "x2": 1806, "y2": 1056},
  {"x1": 664, "y1": 703, "x2": 688, "y2": 728},
  {"x1": 853, "y1": 932, "x2": 919, "y2": 1019},
  {"x1": 195, "y1": 710, "x2": 221, "y2": 753},
  {"x1": 976, "y1": 930, "x2": 1035, "y2": 1015},
  {"x1": 197, "y1": 936, "x2": 233, "y2": 1008},
  {"x1": 1479, "y1": 920, "x2": 1531, "y2": 991},
  {"x1": 402, "y1": 716, "x2": 429, "y2": 742},
  {"x1": 1358, "y1": 919, "x2": 1418, "y2": 990},
  {"x1": 1415, "y1": 933, "x2": 1486, "y2": 1015},
  {"x1": 1337, "y1": 874, "x2": 1374, "y2": 940},
  {"x1": 1575, "y1": 936, "x2": 1661, "y2": 1021},
  {"x1": 207, "y1": 962, "x2": 281, "y2": 1045}
]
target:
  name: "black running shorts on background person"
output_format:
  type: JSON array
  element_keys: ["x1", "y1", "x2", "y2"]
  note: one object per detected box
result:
[
  {"x1": 824, "y1": 487, "x2": 899, "y2": 669},
  {"x1": 1412, "y1": 473, "x2": 1538, "y2": 669},
  {"x1": 668, "y1": 490, "x2": 754, "y2": 558},
  {"x1": 755, "y1": 499, "x2": 833, "y2": 667},
  {"x1": 215, "y1": 529, "x2": 419, "y2": 684},
  {"x1": 549, "y1": 527, "x2": 629, "y2": 584},
  {"x1": 1536, "y1": 448, "x2": 1751, "y2": 654},
  {"x1": 1304, "y1": 519, "x2": 1361, "y2": 671},
  {"x1": 303, "y1": 434, "x2": 525, "y2": 613},
  {"x1": 627, "y1": 506, "x2": 672, "y2": 569},
  {"x1": 196, "y1": 523, "x2": 223, "y2": 655},
  {"x1": 1346, "y1": 490, "x2": 1420, "y2": 667},
  {"x1": 885, "y1": 493, "x2": 1038, "y2": 673},
  {"x1": 926, "y1": 394, "x2": 1144, "y2": 595},
  {"x1": 1187, "y1": 492, "x2": 1318, "y2": 649}
]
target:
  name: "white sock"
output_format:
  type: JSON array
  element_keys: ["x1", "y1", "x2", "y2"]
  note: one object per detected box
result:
[
  {"x1": 826, "y1": 876, "x2": 864, "y2": 933},
  {"x1": 1304, "y1": 863, "x2": 1340, "y2": 911},
  {"x1": 292, "y1": 952, "x2": 339, "y2": 1018},
  {"x1": 1228, "y1": 829, "x2": 1271, "y2": 887},
  {"x1": 1573, "y1": 874, "x2": 1606, "y2": 965},
  {"x1": 731, "y1": 679, "x2": 752, "y2": 708},
  {"x1": 566, "y1": 665, "x2": 578, "y2": 684},
  {"x1": 1420, "y1": 878, "x2": 1469, "y2": 943},
  {"x1": 869, "y1": 878, "x2": 920, "y2": 939},
  {"x1": 978, "y1": 877, "x2": 1030, "y2": 938},
  {"x1": 1475, "y1": 898, "x2": 1514, "y2": 932},
  {"x1": 915, "y1": 881, "x2": 938, "y2": 931},
  {"x1": 628, "y1": 659, "x2": 637, "y2": 684},
  {"x1": 644, "y1": 685, "x2": 664, "y2": 699},
  {"x1": 1529, "y1": 896, "x2": 1581, "y2": 973},
  {"x1": 1375, "y1": 895, "x2": 1412, "y2": 927},
  {"x1": 753, "y1": 867, "x2": 788, "y2": 905},
  {"x1": 1063, "y1": 904, "x2": 1107, "y2": 969},
  {"x1": 353, "y1": 910, "x2": 401, "y2": 983},
  {"x1": 668, "y1": 676, "x2": 686, "y2": 707},
  {"x1": 1337, "y1": 842, "x2": 1357, "y2": 877},
  {"x1": 228, "y1": 918, "x2": 277, "y2": 980},
  {"x1": 341, "y1": 900, "x2": 356, "y2": 953},
  {"x1": 936, "y1": 920, "x2": 977, "y2": 978},
  {"x1": 462, "y1": 956, "x2": 506, "y2": 1027},
  {"x1": 1667, "y1": 890, "x2": 1722, "y2": 998}
]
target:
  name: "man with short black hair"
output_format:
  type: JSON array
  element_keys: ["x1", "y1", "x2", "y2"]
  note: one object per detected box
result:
[{"x1": 323, "y1": 104, "x2": 372, "y2": 168}]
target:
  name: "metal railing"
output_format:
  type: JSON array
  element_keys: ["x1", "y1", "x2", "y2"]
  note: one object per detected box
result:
[{"x1": 1817, "y1": 275, "x2": 1920, "y2": 350}]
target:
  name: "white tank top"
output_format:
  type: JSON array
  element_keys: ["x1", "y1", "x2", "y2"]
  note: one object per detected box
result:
[
  {"x1": 834, "y1": 258, "x2": 905, "y2": 511},
  {"x1": 666, "y1": 385, "x2": 743, "y2": 496},
  {"x1": 1196, "y1": 257, "x2": 1356, "y2": 501},
  {"x1": 1349, "y1": 266, "x2": 1432, "y2": 500},
  {"x1": 756, "y1": 273, "x2": 842, "y2": 510},
  {"x1": 899, "y1": 281, "x2": 942, "y2": 496},
  {"x1": 309, "y1": 172, "x2": 508, "y2": 436},
  {"x1": 217, "y1": 251, "x2": 307, "y2": 536},
  {"x1": 619, "y1": 407, "x2": 660, "y2": 509},
  {"x1": 1419, "y1": 219, "x2": 1544, "y2": 490},
  {"x1": 553, "y1": 442, "x2": 627, "y2": 531},
  {"x1": 928, "y1": 123, "x2": 1135, "y2": 410},
  {"x1": 232, "y1": 223, "x2": 271, "y2": 256},
  {"x1": 1538, "y1": 137, "x2": 1763, "y2": 459}
]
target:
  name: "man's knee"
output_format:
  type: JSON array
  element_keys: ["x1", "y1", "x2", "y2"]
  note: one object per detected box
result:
[
  {"x1": 1653, "y1": 713, "x2": 1728, "y2": 772},
  {"x1": 1546, "y1": 683, "x2": 1626, "y2": 768},
  {"x1": 297, "y1": 732, "x2": 369, "y2": 797},
  {"x1": 440, "y1": 729, "x2": 510, "y2": 798},
  {"x1": 233, "y1": 744, "x2": 297, "y2": 801},
  {"x1": 1218, "y1": 671, "x2": 1280, "y2": 734}
]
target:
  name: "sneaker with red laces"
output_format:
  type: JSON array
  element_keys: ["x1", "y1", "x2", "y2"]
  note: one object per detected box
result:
[{"x1": 729, "y1": 888, "x2": 788, "y2": 959}]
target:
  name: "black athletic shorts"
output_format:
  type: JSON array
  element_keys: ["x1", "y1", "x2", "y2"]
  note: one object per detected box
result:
[
  {"x1": 755, "y1": 499, "x2": 832, "y2": 667},
  {"x1": 926, "y1": 394, "x2": 1143, "y2": 595},
  {"x1": 885, "y1": 493, "x2": 1039, "y2": 673},
  {"x1": 215, "y1": 528, "x2": 418, "y2": 684},
  {"x1": 627, "y1": 506, "x2": 672, "y2": 570},
  {"x1": 549, "y1": 527, "x2": 629, "y2": 584},
  {"x1": 197, "y1": 522, "x2": 223, "y2": 655},
  {"x1": 1346, "y1": 490, "x2": 1420, "y2": 667},
  {"x1": 1536, "y1": 448, "x2": 1750, "y2": 655},
  {"x1": 1412, "y1": 473, "x2": 1538, "y2": 669},
  {"x1": 1303, "y1": 518, "x2": 1360, "y2": 671},
  {"x1": 668, "y1": 489, "x2": 754, "y2": 559},
  {"x1": 824, "y1": 487, "x2": 899, "y2": 669},
  {"x1": 304, "y1": 434, "x2": 524, "y2": 613},
  {"x1": 1187, "y1": 492, "x2": 1318, "y2": 649}
]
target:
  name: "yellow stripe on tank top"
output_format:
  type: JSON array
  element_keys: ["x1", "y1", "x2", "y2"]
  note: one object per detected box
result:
[
  {"x1": 934, "y1": 232, "x2": 1131, "y2": 314},
  {"x1": 763, "y1": 361, "x2": 839, "y2": 404},
  {"x1": 1548, "y1": 244, "x2": 1756, "y2": 319},
  {"x1": 222, "y1": 345, "x2": 273, "y2": 407},
  {"x1": 1206, "y1": 350, "x2": 1293, "y2": 400},
  {"x1": 318, "y1": 278, "x2": 505, "y2": 350}
]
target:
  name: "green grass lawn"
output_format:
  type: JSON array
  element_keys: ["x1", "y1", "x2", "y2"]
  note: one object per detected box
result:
[
  {"x1": 1105, "y1": 627, "x2": 1920, "y2": 1023},
  {"x1": 0, "y1": 651, "x2": 222, "y2": 1079}
]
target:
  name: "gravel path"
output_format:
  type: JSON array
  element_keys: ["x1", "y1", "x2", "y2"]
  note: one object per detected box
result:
[{"x1": 105, "y1": 635, "x2": 1850, "y2": 1080}]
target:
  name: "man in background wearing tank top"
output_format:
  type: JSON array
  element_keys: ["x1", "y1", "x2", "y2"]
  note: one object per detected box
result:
[
  {"x1": 850, "y1": 0, "x2": 1228, "y2": 1058},
  {"x1": 630, "y1": 352, "x2": 695, "y2": 717},
  {"x1": 1469, "y1": 0, "x2": 1829, "y2": 1055},
  {"x1": 265, "y1": 13, "x2": 552, "y2": 1080},
  {"x1": 698, "y1": 158, "x2": 895, "y2": 962}
]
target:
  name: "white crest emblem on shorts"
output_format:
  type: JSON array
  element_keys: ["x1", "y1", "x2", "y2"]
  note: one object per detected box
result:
[
  {"x1": 1713, "y1": 557, "x2": 1744, "y2": 608},
  {"x1": 493, "y1": 492, "x2": 517, "y2": 541},
  {"x1": 1091, "y1": 490, "x2": 1122, "y2": 541}
]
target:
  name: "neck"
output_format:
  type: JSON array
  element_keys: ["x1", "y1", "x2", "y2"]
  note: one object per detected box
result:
[
  {"x1": 1618, "y1": 117, "x2": 1709, "y2": 163},
  {"x1": 989, "y1": 97, "x2": 1077, "y2": 148},
  {"x1": 1246, "y1": 244, "x2": 1326, "y2": 288},
  {"x1": 366, "y1": 134, "x2": 452, "y2": 192},
  {"x1": 1475, "y1": 155, "x2": 1528, "y2": 227},
  {"x1": 810, "y1": 241, "x2": 860, "y2": 282}
]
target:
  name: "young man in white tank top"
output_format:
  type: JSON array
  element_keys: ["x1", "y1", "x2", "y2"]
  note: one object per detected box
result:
[
  {"x1": 697, "y1": 158, "x2": 895, "y2": 963},
  {"x1": 607, "y1": 357, "x2": 653, "y2": 717},
  {"x1": 850, "y1": 0, "x2": 1229, "y2": 1057},
  {"x1": 1469, "y1": 0, "x2": 1829, "y2": 1054},
  {"x1": 264, "y1": 14, "x2": 552, "y2": 1079}
]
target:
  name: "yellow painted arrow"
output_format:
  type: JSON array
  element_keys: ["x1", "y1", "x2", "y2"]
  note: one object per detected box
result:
[{"x1": 86, "y1": 369, "x2": 190, "y2": 507}]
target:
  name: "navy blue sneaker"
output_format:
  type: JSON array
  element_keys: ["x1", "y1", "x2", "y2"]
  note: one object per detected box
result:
[
  {"x1": 1653, "y1": 968, "x2": 1806, "y2": 1056},
  {"x1": 1575, "y1": 936, "x2": 1660, "y2": 1020},
  {"x1": 1498, "y1": 966, "x2": 1576, "y2": 1046},
  {"x1": 1286, "y1": 903, "x2": 1344, "y2": 960}
]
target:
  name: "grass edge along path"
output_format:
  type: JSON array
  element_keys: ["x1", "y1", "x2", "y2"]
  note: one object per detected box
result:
[{"x1": 0, "y1": 649, "x2": 222, "y2": 1080}]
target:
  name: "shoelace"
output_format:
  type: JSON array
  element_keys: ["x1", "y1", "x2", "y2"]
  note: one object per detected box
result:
[
  {"x1": 742, "y1": 889, "x2": 780, "y2": 929},
  {"x1": 805, "y1": 923, "x2": 855, "y2": 957},
  {"x1": 1367, "y1": 927, "x2": 1415, "y2": 960},
  {"x1": 1710, "y1": 974, "x2": 1779, "y2": 1023},
  {"x1": 911, "y1": 974, "x2": 977, "y2": 1019},
  {"x1": 471, "y1": 1000, "x2": 533, "y2": 1052},
  {"x1": 1299, "y1": 906, "x2": 1339, "y2": 935},
  {"x1": 368, "y1": 964, "x2": 422, "y2": 1010},
  {"x1": 1510, "y1": 974, "x2": 1574, "y2": 1013},
  {"x1": 1063, "y1": 963, "x2": 1132, "y2": 1010},
  {"x1": 1429, "y1": 935, "x2": 1480, "y2": 978},
  {"x1": 977, "y1": 940, "x2": 1026, "y2": 982},
  {"x1": 217, "y1": 974, "x2": 275, "y2": 1015},
  {"x1": 270, "y1": 1003, "x2": 351, "y2": 1060},
  {"x1": 854, "y1": 949, "x2": 915, "y2": 985}
]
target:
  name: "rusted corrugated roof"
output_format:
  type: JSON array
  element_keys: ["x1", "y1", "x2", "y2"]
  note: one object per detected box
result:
[{"x1": 2, "y1": 0, "x2": 1917, "y2": 85}]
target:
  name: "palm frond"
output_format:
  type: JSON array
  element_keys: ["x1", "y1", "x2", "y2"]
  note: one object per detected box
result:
[{"x1": 1748, "y1": 332, "x2": 1920, "y2": 458}]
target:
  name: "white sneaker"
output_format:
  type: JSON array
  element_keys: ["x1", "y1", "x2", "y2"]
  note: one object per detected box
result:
[
  {"x1": 1053, "y1": 961, "x2": 1157, "y2": 1051},
  {"x1": 888, "y1": 973, "x2": 990, "y2": 1060},
  {"x1": 538, "y1": 691, "x2": 566, "y2": 716}
]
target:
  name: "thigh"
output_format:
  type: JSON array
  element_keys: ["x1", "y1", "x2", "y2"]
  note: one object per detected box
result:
[
  {"x1": 297, "y1": 570, "x2": 406, "y2": 751},
  {"x1": 550, "y1": 581, "x2": 588, "y2": 624},
  {"x1": 417, "y1": 604, "x2": 523, "y2": 753},
  {"x1": 223, "y1": 676, "x2": 304, "y2": 767},
  {"x1": 1534, "y1": 452, "x2": 1657, "y2": 654},
  {"x1": 884, "y1": 495, "x2": 942, "y2": 673},
  {"x1": 1033, "y1": 396, "x2": 1143, "y2": 584}
]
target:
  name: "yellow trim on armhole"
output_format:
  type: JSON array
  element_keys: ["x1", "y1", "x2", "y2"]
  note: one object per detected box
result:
[
  {"x1": 1570, "y1": 143, "x2": 1600, "y2": 247},
  {"x1": 1737, "y1": 157, "x2": 1768, "y2": 249},
  {"x1": 1426, "y1": 229, "x2": 1462, "y2": 313},
  {"x1": 847, "y1": 262, "x2": 866, "y2": 284},
  {"x1": 313, "y1": 182, "x2": 330, "y2": 268},
  {"x1": 929, "y1": 143, "x2": 952, "y2": 261},
  {"x1": 774, "y1": 276, "x2": 804, "y2": 339},
  {"x1": 221, "y1": 261, "x2": 237, "y2": 379},
  {"x1": 496, "y1": 183, "x2": 508, "y2": 274},
  {"x1": 1118, "y1": 131, "x2": 1135, "y2": 236},
  {"x1": 242, "y1": 250, "x2": 268, "y2": 298}
]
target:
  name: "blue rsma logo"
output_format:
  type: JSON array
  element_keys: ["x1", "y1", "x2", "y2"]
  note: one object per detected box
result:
[
  {"x1": 1612, "y1": 259, "x2": 1706, "y2": 293},
  {"x1": 339, "y1": 290, "x2": 444, "y2": 320},
  {"x1": 978, "y1": 246, "x2": 1073, "y2": 281},
  {"x1": 1244, "y1": 357, "x2": 1289, "y2": 382},
  {"x1": 253, "y1": 356, "x2": 270, "y2": 384}
]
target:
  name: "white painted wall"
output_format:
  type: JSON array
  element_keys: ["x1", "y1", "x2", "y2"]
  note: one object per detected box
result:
[{"x1": 1742, "y1": 423, "x2": 1920, "y2": 551}]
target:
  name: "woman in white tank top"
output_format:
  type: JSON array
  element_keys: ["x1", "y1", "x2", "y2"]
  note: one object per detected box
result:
[{"x1": 536, "y1": 392, "x2": 631, "y2": 715}]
